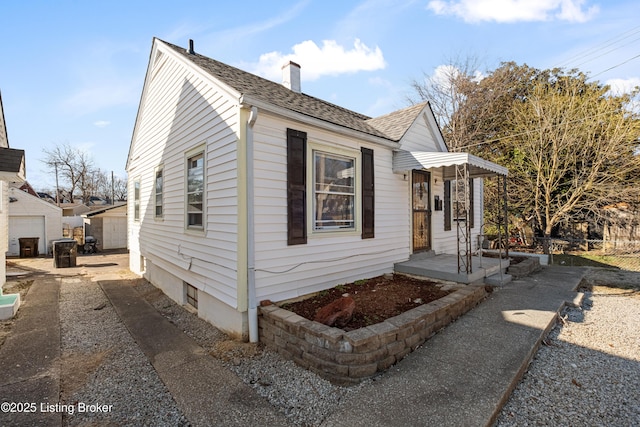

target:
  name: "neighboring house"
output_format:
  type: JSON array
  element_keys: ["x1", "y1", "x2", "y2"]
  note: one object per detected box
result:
[
  {"x1": 127, "y1": 38, "x2": 507, "y2": 339},
  {"x1": 7, "y1": 185, "x2": 63, "y2": 256},
  {"x1": 87, "y1": 196, "x2": 108, "y2": 206},
  {"x1": 1, "y1": 90, "x2": 26, "y2": 318},
  {"x1": 82, "y1": 203, "x2": 127, "y2": 250},
  {"x1": 17, "y1": 181, "x2": 38, "y2": 197},
  {"x1": 37, "y1": 192, "x2": 57, "y2": 203},
  {"x1": 60, "y1": 203, "x2": 92, "y2": 217}
]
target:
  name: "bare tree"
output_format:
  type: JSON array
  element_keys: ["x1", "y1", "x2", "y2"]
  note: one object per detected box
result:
[
  {"x1": 113, "y1": 175, "x2": 127, "y2": 201},
  {"x1": 43, "y1": 141, "x2": 97, "y2": 203},
  {"x1": 407, "y1": 55, "x2": 489, "y2": 152}
]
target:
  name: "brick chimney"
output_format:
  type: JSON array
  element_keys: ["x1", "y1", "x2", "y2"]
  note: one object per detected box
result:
[{"x1": 281, "y1": 61, "x2": 301, "y2": 93}]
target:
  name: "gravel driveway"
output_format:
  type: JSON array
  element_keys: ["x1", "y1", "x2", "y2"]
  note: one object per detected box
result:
[
  {"x1": 5, "y1": 257, "x2": 640, "y2": 426},
  {"x1": 495, "y1": 269, "x2": 640, "y2": 427}
]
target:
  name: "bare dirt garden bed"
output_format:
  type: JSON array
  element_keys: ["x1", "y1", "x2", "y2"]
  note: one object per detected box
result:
[{"x1": 281, "y1": 274, "x2": 455, "y2": 331}]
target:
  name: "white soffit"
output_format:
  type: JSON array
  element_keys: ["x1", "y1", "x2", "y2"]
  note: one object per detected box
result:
[{"x1": 393, "y1": 151, "x2": 508, "y2": 178}]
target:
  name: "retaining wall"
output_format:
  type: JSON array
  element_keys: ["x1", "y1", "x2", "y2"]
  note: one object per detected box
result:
[
  {"x1": 259, "y1": 284, "x2": 488, "y2": 384},
  {"x1": 508, "y1": 257, "x2": 541, "y2": 277}
]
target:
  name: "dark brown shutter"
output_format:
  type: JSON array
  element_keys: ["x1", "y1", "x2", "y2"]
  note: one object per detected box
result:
[
  {"x1": 444, "y1": 180, "x2": 451, "y2": 231},
  {"x1": 361, "y1": 147, "x2": 374, "y2": 239},
  {"x1": 469, "y1": 178, "x2": 474, "y2": 229},
  {"x1": 287, "y1": 129, "x2": 307, "y2": 245}
]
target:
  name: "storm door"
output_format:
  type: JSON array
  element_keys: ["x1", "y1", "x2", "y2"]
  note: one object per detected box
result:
[{"x1": 412, "y1": 170, "x2": 431, "y2": 252}]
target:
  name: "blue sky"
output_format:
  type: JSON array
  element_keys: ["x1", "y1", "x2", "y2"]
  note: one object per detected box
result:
[{"x1": 1, "y1": 0, "x2": 639, "y2": 191}]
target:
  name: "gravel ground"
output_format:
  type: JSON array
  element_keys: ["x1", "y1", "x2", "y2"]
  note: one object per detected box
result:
[
  {"x1": 132, "y1": 279, "x2": 366, "y2": 426},
  {"x1": 9, "y1": 257, "x2": 639, "y2": 426},
  {"x1": 59, "y1": 275, "x2": 189, "y2": 426},
  {"x1": 495, "y1": 270, "x2": 640, "y2": 427}
]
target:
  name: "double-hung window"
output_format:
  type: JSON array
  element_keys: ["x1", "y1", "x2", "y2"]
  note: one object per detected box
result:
[
  {"x1": 133, "y1": 179, "x2": 140, "y2": 221},
  {"x1": 313, "y1": 151, "x2": 355, "y2": 231},
  {"x1": 155, "y1": 167, "x2": 163, "y2": 219},
  {"x1": 186, "y1": 152, "x2": 204, "y2": 229}
]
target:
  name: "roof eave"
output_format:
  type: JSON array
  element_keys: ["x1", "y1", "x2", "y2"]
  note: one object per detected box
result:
[{"x1": 239, "y1": 95, "x2": 400, "y2": 150}]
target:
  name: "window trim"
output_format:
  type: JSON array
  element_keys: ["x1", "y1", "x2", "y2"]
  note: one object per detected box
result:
[
  {"x1": 306, "y1": 142, "x2": 361, "y2": 237},
  {"x1": 154, "y1": 165, "x2": 164, "y2": 220},
  {"x1": 446, "y1": 178, "x2": 475, "y2": 229},
  {"x1": 133, "y1": 178, "x2": 141, "y2": 222},
  {"x1": 185, "y1": 146, "x2": 205, "y2": 232}
]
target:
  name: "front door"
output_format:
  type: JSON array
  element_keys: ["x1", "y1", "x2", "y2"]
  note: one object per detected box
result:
[{"x1": 412, "y1": 170, "x2": 431, "y2": 252}]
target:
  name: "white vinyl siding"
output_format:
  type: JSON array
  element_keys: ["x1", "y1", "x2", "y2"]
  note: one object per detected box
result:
[
  {"x1": 127, "y1": 44, "x2": 240, "y2": 308},
  {"x1": 7, "y1": 187, "x2": 64, "y2": 256},
  {"x1": 251, "y1": 114, "x2": 409, "y2": 303}
]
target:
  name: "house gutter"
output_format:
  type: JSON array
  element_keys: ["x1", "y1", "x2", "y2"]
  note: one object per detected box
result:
[
  {"x1": 246, "y1": 106, "x2": 259, "y2": 343},
  {"x1": 239, "y1": 95, "x2": 400, "y2": 150}
]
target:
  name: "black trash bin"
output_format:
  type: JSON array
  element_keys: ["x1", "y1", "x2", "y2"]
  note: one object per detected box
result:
[
  {"x1": 18, "y1": 237, "x2": 40, "y2": 258},
  {"x1": 53, "y1": 239, "x2": 77, "y2": 268}
]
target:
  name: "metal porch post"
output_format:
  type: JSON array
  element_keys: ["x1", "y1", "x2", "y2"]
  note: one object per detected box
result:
[{"x1": 455, "y1": 163, "x2": 472, "y2": 274}]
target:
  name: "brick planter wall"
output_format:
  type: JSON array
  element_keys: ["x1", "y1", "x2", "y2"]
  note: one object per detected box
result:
[
  {"x1": 508, "y1": 257, "x2": 541, "y2": 277},
  {"x1": 259, "y1": 284, "x2": 488, "y2": 384}
]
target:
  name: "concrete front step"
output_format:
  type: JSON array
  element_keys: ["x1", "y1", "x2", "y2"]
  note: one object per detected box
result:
[
  {"x1": 395, "y1": 254, "x2": 510, "y2": 284},
  {"x1": 409, "y1": 250, "x2": 436, "y2": 261},
  {"x1": 485, "y1": 272, "x2": 513, "y2": 286}
]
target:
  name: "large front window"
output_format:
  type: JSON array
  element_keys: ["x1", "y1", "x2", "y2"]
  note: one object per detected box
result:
[
  {"x1": 187, "y1": 153, "x2": 204, "y2": 228},
  {"x1": 313, "y1": 151, "x2": 355, "y2": 230}
]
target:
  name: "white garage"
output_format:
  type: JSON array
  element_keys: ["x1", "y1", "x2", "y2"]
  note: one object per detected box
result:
[
  {"x1": 83, "y1": 204, "x2": 127, "y2": 250},
  {"x1": 8, "y1": 186, "x2": 63, "y2": 256}
]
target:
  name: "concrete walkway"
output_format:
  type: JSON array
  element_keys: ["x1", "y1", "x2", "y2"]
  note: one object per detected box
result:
[
  {"x1": 1, "y1": 254, "x2": 585, "y2": 426},
  {"x1": 99, "y1": 280, "x2": 292, "y2": 427},
  {"x1": 0, "y1": 276, "x2": 62, "y2": 427},
  {"x1": 320, "y1": 266, "x2": 586, "y2": 427}
]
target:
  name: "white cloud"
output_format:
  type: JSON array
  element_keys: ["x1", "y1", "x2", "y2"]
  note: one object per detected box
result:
[
  {"x1": 606, "y1": 77, "x2": 640, "y2": 96},
  {"x1": 427, "y1": 0, "x2": 599, "y2": 23},
  {"x1": 93, "y1": 120, "x2": 111, "y2": 128},
  {"x1": 250, "y1": 39, "x2": 386, "y2": 81}
]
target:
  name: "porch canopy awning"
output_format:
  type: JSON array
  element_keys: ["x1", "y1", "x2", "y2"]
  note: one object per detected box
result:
[{"x1": 392, "y1": 150, "x2": 508, "y2": 179}]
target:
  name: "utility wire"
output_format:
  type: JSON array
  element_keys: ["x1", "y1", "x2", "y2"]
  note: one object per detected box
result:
[
  {"x1": 557, "y1": 24, "x2": 640, "y2": 69},
  {"x1": 591, "y1": 53, "x2": 640, "y2": 78}
]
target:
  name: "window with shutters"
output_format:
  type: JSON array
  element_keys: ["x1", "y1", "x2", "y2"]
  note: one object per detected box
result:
[{"x1": 287, "y1": 128, "x2": 374, "y2": 244}]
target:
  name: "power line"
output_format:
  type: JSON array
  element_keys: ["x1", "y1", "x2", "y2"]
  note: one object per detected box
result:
[
  {"x1": 557, "y1": 24, "x2": 640, "y2": 69},
  {"x1": 591, "y1": 52, "x2": 640, "y2": 78},
  {"x1": 456, "y1": 110, "x2": 628, "y2": 150}
]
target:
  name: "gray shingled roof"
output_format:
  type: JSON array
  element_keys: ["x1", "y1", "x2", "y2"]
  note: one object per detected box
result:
[
  {"x1": 162, "y1": 39, "x2": 424, "y2": 142},
  {"x1": 0, "y1": 147, "x2": 25, "y2": 174},
  {"x1": 366, "y1": 103, "x2": 429, "y2": 141}
]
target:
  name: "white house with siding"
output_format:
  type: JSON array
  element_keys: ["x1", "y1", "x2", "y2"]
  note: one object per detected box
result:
[
  {"x1": 127, "y1": 38, "x2": 507, "y2": 340},
  {"x1": 1, "y1": 90, "x2": 26, "y2": 319}
]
